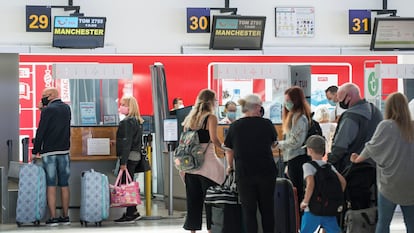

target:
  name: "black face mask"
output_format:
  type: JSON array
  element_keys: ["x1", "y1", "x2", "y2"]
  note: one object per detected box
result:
[
  {"x1": 260, "y1": 106, "x2": 265, "y2": 117},
  {"x1": 41, "y1": 96, "x2": 50, "y2": 106},
  {"x1": 339, "y1": 95, "x2": 349, "y2": 109}
]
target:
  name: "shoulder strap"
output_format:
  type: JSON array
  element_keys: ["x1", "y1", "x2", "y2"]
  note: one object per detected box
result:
[
  {"x1": 202, "y1": 115, "x2": 210, "y2": 129},
  {"x1": 309, "y1": 161, "x2": 320, "y2": 171}
]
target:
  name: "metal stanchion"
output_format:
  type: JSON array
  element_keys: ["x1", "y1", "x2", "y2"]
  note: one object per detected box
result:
[
  {"x1": 144, "y1": 135, "x2": 152, "y2": 216},
  {"x1": 142, "y1": 134, "x2": 162, "y2": 220},
  {"x1": 168, "y1": 142, "x2": 174, "y2": 216}
]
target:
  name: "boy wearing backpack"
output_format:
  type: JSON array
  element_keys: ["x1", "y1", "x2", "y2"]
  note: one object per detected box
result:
[{"x1": 300, "y1": 135, "x2": 347, "y2": 233}]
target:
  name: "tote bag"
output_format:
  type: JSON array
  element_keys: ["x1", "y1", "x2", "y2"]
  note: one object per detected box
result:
[{"x1": 110, "y1": 168, "x2": 141, "y2": 208}]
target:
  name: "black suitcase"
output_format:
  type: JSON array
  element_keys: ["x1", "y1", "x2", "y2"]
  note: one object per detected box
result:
[
  {"x1": 210, "y1": 203, "x2": 243, "y2": 233},
  {"x1": 274, "y1": 178, "x2": 300, "y2": 233}
]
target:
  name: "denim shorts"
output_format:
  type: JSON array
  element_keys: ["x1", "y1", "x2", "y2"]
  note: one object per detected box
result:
[{"x1": 42, "y1": 153, "x2": 70, "y2": 187}]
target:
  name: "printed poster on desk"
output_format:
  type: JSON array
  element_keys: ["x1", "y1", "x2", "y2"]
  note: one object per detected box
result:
[
  {"x1": 80, "y1": 102, "x2": 97, "y2": 125},
  {"x1": 310, "y1": 74, "x2": 338, "y2": 110}
]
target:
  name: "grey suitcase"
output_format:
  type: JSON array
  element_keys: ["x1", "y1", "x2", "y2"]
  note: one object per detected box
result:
[
  {"x1": 15, "y1": 163, "x2": 47, "y2": 226},
  {"x1": 80, "y1": 169, "x2": 110, "y2": 226}
]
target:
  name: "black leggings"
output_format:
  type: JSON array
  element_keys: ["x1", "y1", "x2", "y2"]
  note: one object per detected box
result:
[
  {"x1": 287, "y1": 154, "x2": 310, "y2": 204},
  {"x1": 183, "y1": 173, "x2": 218, "y2": 231}
]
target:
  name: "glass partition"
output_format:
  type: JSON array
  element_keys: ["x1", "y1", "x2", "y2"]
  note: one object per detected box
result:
[{"x1": 69, "y1": 79, "x2": 119, "y2": 126}]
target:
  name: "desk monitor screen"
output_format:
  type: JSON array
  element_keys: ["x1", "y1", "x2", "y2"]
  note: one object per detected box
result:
[
  {"x1": 370, "y1": 17, "x2": 414, "y2": 51},
  {"x1": 209, "y1": 15, "x2": 266, "y2": 50}
]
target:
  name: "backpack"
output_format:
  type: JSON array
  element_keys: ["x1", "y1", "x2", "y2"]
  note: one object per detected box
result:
[
  {"x1": 173, "y1": 130, "x2": 209, "y2": 172},
  {"x1": 307, "y1": 119, "x2": 323, "y2": 139},
  {"x1": 308, "y1": 161, "x2": 344, "y2": 216}
]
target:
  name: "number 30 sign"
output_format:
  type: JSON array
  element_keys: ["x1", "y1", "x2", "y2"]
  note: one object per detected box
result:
[{"x1": 187, "y1": 8, "x2": 210, "y2": 33}]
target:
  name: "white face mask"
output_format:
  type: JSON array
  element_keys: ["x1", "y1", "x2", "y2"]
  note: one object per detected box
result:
[{"x1": 178, "y1": 104, "x2": 184, "y2": 109}]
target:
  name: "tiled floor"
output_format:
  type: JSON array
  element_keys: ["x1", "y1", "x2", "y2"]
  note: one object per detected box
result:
[{"x1": 0, "y1": 200, "x2": 408, "y2": 232}]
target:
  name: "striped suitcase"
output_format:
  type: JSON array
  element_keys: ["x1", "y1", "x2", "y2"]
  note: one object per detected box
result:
[
  {"x1": 15, "y1": 163, "x2": 47, "y2": 226},
  {"x1": 80, "y1": 169, "x2": 110, "y2": 226}
]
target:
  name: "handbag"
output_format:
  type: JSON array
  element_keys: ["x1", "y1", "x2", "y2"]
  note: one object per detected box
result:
[
  {"x1": 205, "y1": 171, "x2": 239, "y2": 205},
  {"x1": 135, "y1": 146, "x2": 151, "y2": 173},
  {"x1": 344, "y1": 206, "x2": 377, "y2": 233},
  {"x1": 110, "y1": 168, "x2": 141, "y2": 208}
]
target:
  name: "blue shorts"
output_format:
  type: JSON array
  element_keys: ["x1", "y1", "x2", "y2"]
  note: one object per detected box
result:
[
  {"x1": 301, "y1": 211, "x2": 340, "y2": 233},
  {"x1": 42, "y1": 153, "x2": 70, "y2": 187}
]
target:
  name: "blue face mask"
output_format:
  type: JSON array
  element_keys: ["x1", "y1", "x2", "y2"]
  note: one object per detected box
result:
[
  {"x1": 327, "y1": 99, "x2": 336, "y2": 106},
  {"x1": 284, "y1": 101, "x2": 294, "y2": 111},
  {"x1": 227, "y1": 112, "x2": 236, "y2": 120}
]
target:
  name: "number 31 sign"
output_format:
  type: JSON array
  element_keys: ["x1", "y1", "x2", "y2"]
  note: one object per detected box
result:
[{"x1": 349, "y1": 9, "x2": 371, "y2": 34}]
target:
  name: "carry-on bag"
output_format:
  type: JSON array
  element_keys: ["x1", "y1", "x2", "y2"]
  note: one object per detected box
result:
[
  {"x1": 344, "y1": 206, "x2": 377, "y2": 233},
  {"x1": 110, "y1": 168, "x2": 141, "y2": 208},
  {"x1": 207, "y1": 172, "x2": 243, "y2": 233},
  {"x1": 80, "y1": 169, "x2": 110, "y2": 226},
  {"x1": 15, "y1": 161, "x2": 46, "y2": 226},
  {"x1": 274, "y1": 178, "x2": 300, "y2": 233}
]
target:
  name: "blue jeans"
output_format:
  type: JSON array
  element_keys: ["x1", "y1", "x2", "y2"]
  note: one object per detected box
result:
[
  {"x1": 301, "y1": 211, "x2": 340, "y2": 233},
  {"x1": 376, "y1": 192, "x2": 414, "y2": 233},
  {"x1": 42, "y1": 153, "x2": 70, "y2": 186}
]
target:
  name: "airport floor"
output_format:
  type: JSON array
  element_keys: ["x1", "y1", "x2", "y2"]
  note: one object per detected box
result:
[{"x1": 0, "y1": 199, "x2": 408, "y2": 233}]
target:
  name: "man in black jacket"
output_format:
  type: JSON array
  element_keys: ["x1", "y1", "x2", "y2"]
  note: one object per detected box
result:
[
  {"x1": 327, "y1": 83, "x2": 382, "y2": 210},
  {"x1": 328, "y1": 83, "x2": 382, "y2": 173},
  {"x1": 33, "y1": 87, "x2": 71, "y2": 226}
]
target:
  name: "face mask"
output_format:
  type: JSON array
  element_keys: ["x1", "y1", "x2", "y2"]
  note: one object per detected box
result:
[
  {"x1": 260, "y1": 106, "x2": 265, "y2": 117},
  {"x1": 284, "y1": 101, "x2": 294, "y2": 111},
  {"x1": 227, "y1": 112, "x2": 236, "y2": 120},
  {"x1": 328, "y1": 99, "x2": 336, "y2": 106},
  {"x1": 41, "y1": 96, "x2": 50, "y2": 106},
  {"x1": 339, "y1": 95, "x2": 350, "y2": 109},
  {"x1": 119, "y1": 106, "x2": 129, "y2": 115},
  {"x1": 178, "y1": 104, "x2": 184, "y2": 109}
]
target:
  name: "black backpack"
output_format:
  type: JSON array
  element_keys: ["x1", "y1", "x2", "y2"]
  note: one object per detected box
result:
[
  {"x1": 307, "y1": 119, "x2": 323, "y2": 139},
  {"x1": 308, "y1": 161, "x2": 344, "y2": 216}
]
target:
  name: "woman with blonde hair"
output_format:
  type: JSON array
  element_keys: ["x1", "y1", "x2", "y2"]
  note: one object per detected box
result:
[
  {"x1": 114, "y1": 96, "x2": 145, "y2": 223},
  {"x1": 351, "y1": 92, "x2": 414, "y2": 233},
  {"x1": 277, "y1": 86, "x2": 312, "y2": 205},
  {"x1": 181, "y1": 89, "x2": 225, "y2": 233}
]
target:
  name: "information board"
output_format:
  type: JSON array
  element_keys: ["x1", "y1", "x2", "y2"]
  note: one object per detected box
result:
[
  {"x1": 209, "y1": 15, "x2": 266, "y2": 50},
  {"x1": 53, "y1": 16, "x2": 106, "y2": 48},
  {"x1": 275, "y1": 7, "x2": 315, "y2": 38}
]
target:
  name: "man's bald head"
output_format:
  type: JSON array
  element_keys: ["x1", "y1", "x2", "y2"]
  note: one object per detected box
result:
[
  {"x1": 42, "y1": 87, "x2": 59, "y2": 100},
  {"x1": 337, "y1": 83, "x2": 361, "y2": 108}
]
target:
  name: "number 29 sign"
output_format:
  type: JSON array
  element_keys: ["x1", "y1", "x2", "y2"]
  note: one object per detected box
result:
[
  {"x1": 187, "y1": 8, "x2": 210, "y2": 33},
  {"x1": 26, "y1": 5, "x2": 51, "y2": 32}
]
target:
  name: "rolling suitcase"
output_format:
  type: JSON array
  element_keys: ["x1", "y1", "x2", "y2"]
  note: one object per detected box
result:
[
  {"x1": 80, "y1": 169, "x2": 110, "y2": 226},
  {"x1": 15, "y1": 162, "x2": 47, "y2": 226},
  {"x1": 274, "y1": 178, "x2": 300, "y2": 233}
]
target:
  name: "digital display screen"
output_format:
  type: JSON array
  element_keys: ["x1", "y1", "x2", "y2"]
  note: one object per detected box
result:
[
  {"x1": 209, "y1": 15, "x2": 266, "y2": 50},
  {"x1": 370, "y1": 17, "x2": 414, "y2": 51},
  {"x1": 53, "y1": 16, "x2": 106, "y2": 48}
]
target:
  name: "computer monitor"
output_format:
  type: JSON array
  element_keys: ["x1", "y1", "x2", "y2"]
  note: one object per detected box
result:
[
  {"x1": 209, "y1": 15, "x2": 266, "y2": 50},
  {"x1": 170, "y1": 106, "x2": 192, "y2": 140},
  {"x1": 370, "y1": 17, "x2": 414, "y2": 51}
]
